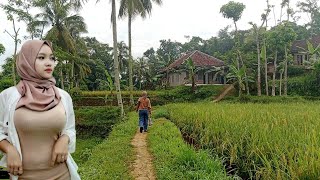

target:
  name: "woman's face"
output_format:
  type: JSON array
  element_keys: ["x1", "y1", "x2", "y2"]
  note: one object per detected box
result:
[{"x1": 35, "y1": 44, "x2": 55, "y2": 79}]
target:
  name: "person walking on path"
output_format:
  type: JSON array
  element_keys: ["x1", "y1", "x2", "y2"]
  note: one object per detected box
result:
[{"x1": 136, "y1": 91, "x2": 152, "y2": 133}]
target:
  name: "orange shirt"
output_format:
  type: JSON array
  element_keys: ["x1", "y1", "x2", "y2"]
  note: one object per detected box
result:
[{"x1": 137, "y1": 97, "x2": 151, "y2": 111}]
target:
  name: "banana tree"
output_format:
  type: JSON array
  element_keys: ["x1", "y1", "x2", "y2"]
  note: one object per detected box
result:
[
  {"x1": 227, "y1": 65, "x2": 254, "y2": 97},
  {"x1": 298, "y1": 40, "x2": 320, "y2": 69},
  {"x1": 185, "y1": 57, "x2": 196, "y2": 92}
]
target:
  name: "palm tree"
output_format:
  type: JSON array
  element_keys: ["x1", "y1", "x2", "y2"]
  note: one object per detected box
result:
[
  {"x1": 118, "y1": 0, "x2": 162, "y2": 105},
  {"x1": 185, "y1": 57, "x2": 196, "y2": 92},
  {"x1": 34, "y1": 0, "x2": 88, "y2": 88},
  {"x1": 111, "y1": 0, "x2": 124, "y2": 116}
]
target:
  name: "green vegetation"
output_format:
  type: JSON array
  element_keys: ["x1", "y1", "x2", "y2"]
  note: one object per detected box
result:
[
  {"x1": 222, "y1": 94, "x2": 319, "y2": 103},
  {"x1": 165, "y1": 102, "x2": 320, "y2": 179},
  {"x1": 79, "y1": 112, "x2": 137, "y2": 179},
  {"x1": 75, "y1": 85, "x2": 226, "y2": 107},
  {"x1": 73, "y1": 106, "x2": 121, "y2": 168},
  {"x1": 148, "y1": 118, "x2": 231, "y2": 180},
  {"x1": 73, "y1": 138, "x2": 103, "y2": 165},
  {"x1": 75, "y1": 106, "x2": 121, "y2": 138}
]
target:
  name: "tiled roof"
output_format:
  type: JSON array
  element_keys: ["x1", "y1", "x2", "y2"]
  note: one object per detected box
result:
[
  {"x1": 291, "y1": 35, "x2": 320, "y2": 53},
  {"x1": 166, "y1": 50, "x2": 224, "y2": 70}
]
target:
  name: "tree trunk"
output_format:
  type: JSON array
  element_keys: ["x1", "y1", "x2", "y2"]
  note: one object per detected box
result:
[
  {"x1": 40, "y1": 24, "x2": 45, "y2": 40},
  {"x1": 284, "y1": 46, "x2": 288, "y2": 96},
  {"x1": 279, "y1": 71, "x2": 283, "y2": 96},
  {"x1": 128, "y1": 14, "x2": 134, "y2": 105},
  {"x1": 11, "y1": 19, "x2": 19, "y2": 85},
  {"x1": 234, "y1": 21, "x2": 241, "y2": 70},
  {"x1": 256, "y1": 30, "x2": 261, "y2": 96},
  {"x1": 166, "y1": 69, "x2": 169, "y2": 88},
  {"x1": 272, "y1": 51, "x2": 277, "y2": 96},
  {"x1": 112, "y1": 0, "x2": 124, "y2": 116},
  {"x1": 70, "y1": 61, "x2": 74, "y2": 89},
  {"x1": 191, "y1": 73, "x2": 195, "y2": 93},
  {"x1": 65, "y1": 66, "x2": 70, "y2": 91},
  {"x1": 234, "y1": 21, "x2": 249, "y2": 95},
  {"x1": 238, "y1": 80, "x2": 242, "y2": 97},
  {"x1": 263, "y1": 39, "x2": 269, "y2": 96},
  {"x1": 13, "y1": 41, "x2": 17, "y2": 85},
  {"x1": 60, "y1": 67, "x2": 65, "y2": 90}
]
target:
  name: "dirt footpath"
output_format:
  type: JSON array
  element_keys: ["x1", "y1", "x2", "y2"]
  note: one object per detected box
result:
[{"x1": 130, "y1": 130, "x2": 156, "y2": 180}]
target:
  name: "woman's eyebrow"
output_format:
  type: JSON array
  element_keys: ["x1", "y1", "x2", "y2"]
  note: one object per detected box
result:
[{"x1": 38, "y1": 53, "x2": 53, "y2": 56}]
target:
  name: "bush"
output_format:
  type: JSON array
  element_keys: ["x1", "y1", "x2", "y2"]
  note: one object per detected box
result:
[
  {"x1": 287, "y1": 74, "x2": 320, "y2": 96},
  {"x1": 0, "y1": 78, "x2": 13, "y2": 92},
  {"x1": 287, "y1": 65, "x2": 306, "y2": 77}
]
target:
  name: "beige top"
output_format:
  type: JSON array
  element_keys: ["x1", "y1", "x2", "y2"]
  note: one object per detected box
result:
[{"x1": 14, "y1": 102, "x2": 70, "y2": 179}]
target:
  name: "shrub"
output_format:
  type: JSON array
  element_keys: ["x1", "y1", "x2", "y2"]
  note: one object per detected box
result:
[
  {"x1": 287, "y1": 65, "x2": 306, "y2": 77},
  {"x1": 287, "y1": 74, "x2": 320, "y2": 96},
  {"x1": 0, "y1": 78, "x2": 13, "y2": 92},
  {"x1": 70, "y1": 87, "x2": 82, "y2": 98}
]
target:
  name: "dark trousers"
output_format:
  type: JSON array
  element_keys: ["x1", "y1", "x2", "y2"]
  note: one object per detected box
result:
[{"x1": 139, "y1": 109, "x2": 148, "y2": 131}]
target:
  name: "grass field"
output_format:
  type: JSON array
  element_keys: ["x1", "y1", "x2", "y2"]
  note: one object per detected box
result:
[
  {"x1": 165, "y1": 102, "x2": 320, "y2": 179},
  {"x1": 148, "y1": 118, "x2": 232, "y2": 180},
  {"x1": 78, "y1": 113, "x2": 137, "y2": 180}
]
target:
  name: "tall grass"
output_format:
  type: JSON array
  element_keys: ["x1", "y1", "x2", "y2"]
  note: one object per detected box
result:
[
  {"x1": 166, "y1": 102, "x2": 320, "y2": 179},
  {"x1": 148, "y1": 118, "x2": 232, "y2": 180}
]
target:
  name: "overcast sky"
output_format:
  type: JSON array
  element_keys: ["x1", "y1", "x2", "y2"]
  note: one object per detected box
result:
[{"x1": 0, "y1": 0, "x2": 310, "y2": 67}]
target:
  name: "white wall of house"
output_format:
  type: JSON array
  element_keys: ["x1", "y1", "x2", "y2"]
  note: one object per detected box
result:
[
  {"x1": 168, "y1": 70, "x2": 224, "y2": 86},
  {"x1": 169, "y1": 72, "x2": 187, "y2": 86}
]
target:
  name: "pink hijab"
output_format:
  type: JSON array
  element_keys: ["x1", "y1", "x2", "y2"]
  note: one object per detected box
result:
[{"x1": 15, "y1": 40, "x2": 61, "y2": 111}]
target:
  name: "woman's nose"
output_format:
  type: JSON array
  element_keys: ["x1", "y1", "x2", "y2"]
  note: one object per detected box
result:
[{"x1": 45, "y1": 59, "x2": 53, "y2": 66}]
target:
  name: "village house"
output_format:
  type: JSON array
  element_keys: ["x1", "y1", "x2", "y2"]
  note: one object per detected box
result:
[
  {"x1": 291, "y1": 35, "x2": 320, "y2": 65},
  {"x1": 163, "y1": 50, "x2": 225, "y2": 86}
]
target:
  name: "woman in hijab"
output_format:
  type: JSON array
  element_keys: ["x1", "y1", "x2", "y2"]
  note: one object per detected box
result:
[{"x1": 0, "y1": 40, "x2": 79, "y2": 180}]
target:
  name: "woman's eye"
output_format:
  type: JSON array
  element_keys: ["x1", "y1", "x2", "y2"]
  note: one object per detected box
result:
[
  {"x1": 50, "y1": 57, "x2": 56, "y2": 61},
  {"x1": 38, "y1": 56, "x2": 45, "y2": 60}
]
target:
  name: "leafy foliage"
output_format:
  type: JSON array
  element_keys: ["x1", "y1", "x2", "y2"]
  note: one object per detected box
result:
[
  {"x1": 0, "y1": 44, "x2": 5, "y2": 55},
  {"x1": 220, "y1": 1, "x2": 246, "y2": 22}
]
